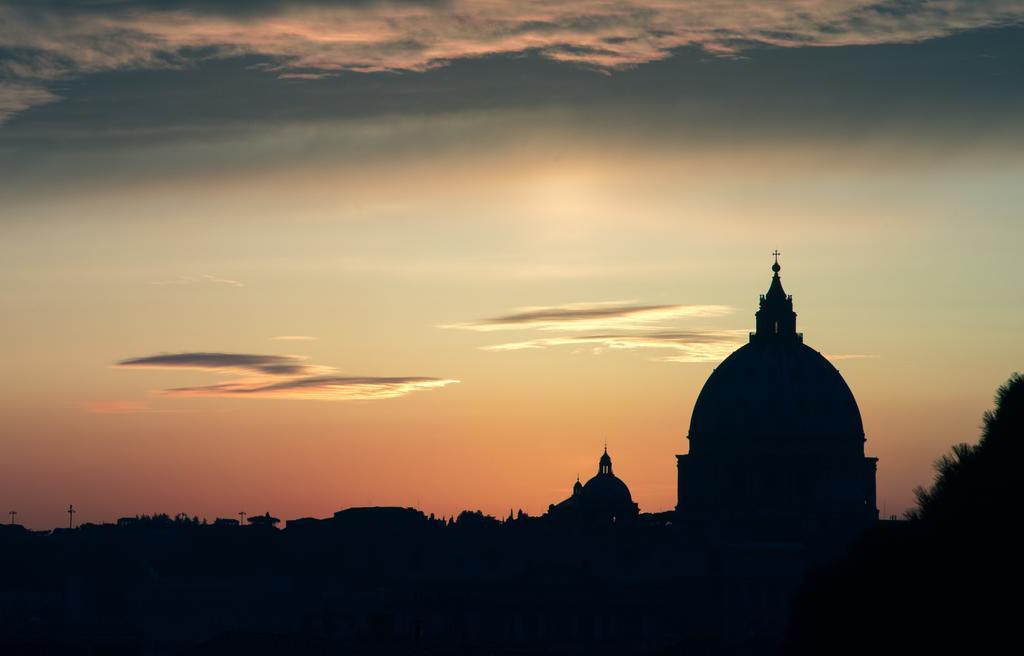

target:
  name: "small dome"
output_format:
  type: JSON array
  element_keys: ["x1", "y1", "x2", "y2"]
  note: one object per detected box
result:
[
  {"x1": 581, "y1": 472, "x2": 634, "y2": 508},
  {"x1": 548, "y1": 448, "x2": 639, "y2": 522}
]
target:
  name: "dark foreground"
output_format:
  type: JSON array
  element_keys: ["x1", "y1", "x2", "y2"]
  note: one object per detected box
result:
[{"x1": 1, "y1": 509, "x2": 818, "y2": 656}]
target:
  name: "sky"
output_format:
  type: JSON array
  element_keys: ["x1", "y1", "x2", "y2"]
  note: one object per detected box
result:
[{"x1": 1, "y1": 1, "x2": 1022, "y2": 529}]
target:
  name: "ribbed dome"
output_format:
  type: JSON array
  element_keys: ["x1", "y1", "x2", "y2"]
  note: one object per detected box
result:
[{"x1": 688, "y1": 338, "x2": 864, "y2": 453}]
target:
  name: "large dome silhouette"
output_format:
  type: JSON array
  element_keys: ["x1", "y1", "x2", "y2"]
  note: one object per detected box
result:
[
  {"x1": 676, "y1": 254, "x2": 878, "y2": 539},
  {"x1": 688, "y1": 339, "x2": 864, "y2": 454}
]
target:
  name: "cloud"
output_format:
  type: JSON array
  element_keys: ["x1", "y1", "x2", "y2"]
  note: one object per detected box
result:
[
  {"x1": 482, "y1": 330, "x2": 747, "y2": 363},
  {"x1": 150, "y1": 274, "x2": 243, "y2": 287},
  {"x1": 448, "y1": 300, "x2": 743, "y2": 362},
  {"x1": 116, "y1": 352, "x2": 321, "y2": 376},
  {"x1": 0, "y1": 82, "x2": 60, "y2": 125},
  {"x1": 201, "y1": 274, "x2": 244, "y2": 287},
  {"x1": 163, "y1": 376, "x2": 458, "y2": 400},
  {"x1": 824, "y1": 353, "x2": 880, "y2": 361},
  {"x1": 116, "y1": 351, "x2": 457, "y2": 400},
  {"x1": 443, "y1": 302, "x2": 732, "y2": 332},
  {"x1": 1, "y1": 1, "x2": 1021, "y2": 122},
  {"x1": 271, "y1": 335, "x2": 317, "y2": 341}
]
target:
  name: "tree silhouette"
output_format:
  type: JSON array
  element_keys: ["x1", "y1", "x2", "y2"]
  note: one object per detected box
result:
[
  {"x1": 786, "y1": 373, "x2": 1023, "y2": 655},
  {"x1": 907, "y1": 372, "x2": 1023, "y2": 523}
]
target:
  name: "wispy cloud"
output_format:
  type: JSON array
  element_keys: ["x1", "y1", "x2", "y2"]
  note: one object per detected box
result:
[
  {"x1": 165, "y1": 376, "x2": 457, "y2": 401},
  {"x1": 824, "y1": 353, "x2": 880, "y2": 361},
  {"x1": 2, "y1": 1, "x2": 1020, "y2": 122},
  {"x1": 483, "y1": 330, "x2": 747, "y2": 363},
  {"x1": 0, "y1": 82, "x2": 60, "y2": 125},
  {"x1": 151, "y1": 275, "x2": 243, "y2": 287},
  {"x1": 443, "y1": 302, "x2": 732, "y2": 332},
  {"x1": 448, "y1": 300, "x2": 742, "y2": 363},
  {"x1": 117, "y1": 352, "x2": 321, "y2": 376},
  {"x1": 116, "y1": 351, "x2": 457, "y2": 401}
]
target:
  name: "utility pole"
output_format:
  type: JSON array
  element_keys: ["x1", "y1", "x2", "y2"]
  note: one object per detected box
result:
[
  {"x1": 8, "y1": 511, "x2": 15, "y2": 525},
  {"x1": 67, "y1": 504, "x2": 76, "y2": 529},
  {"x1": 238, "y1": 511, "x2": 246, "y2": 524}
]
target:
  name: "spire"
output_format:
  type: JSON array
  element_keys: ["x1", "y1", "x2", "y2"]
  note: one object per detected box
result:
[
  {"x1": 765, "y1": 250, "x2": 786, "y2": 300},
  {"x1": 752, "y1": 251, "x2": 801, "y2": 342}
]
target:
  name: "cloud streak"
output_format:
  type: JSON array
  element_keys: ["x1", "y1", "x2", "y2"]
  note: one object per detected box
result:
[
  {"x1": 444, "y1": 302, "x2": 732, "y2": 332},
  {"x1": 448, "y1": 300, "x2": 744, "y2": 363},
  {"x1": 0, "y1": 82, "x2": 60, "y2": 125},
  {"x1": 151, "y1": 275, "x2": 243, "y2": 287},
  {"x1": 2, "y1": 1, "x2": 1021, "y2": 122},
  {"x1": 479, "y1": 332, "x2": 878, "y2": 364},
  {"x1": 115, "y1": 351, "x2": 457, "y2": 400},
  {"x1": 164, "y1": 376, "x2": 457, "y2": 401},
  {"x1": 117, "y1": 352, "x2": 321, "y2": 376},
  {"x1": 482, "y1": 330, "x2": 748, "y2": 363}
]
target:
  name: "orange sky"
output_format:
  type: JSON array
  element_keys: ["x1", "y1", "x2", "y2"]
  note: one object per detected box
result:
[
  {"x1": 2, "y1": 131, "x2": 1020, "y2": 528},
  {"x1": 1, "y1": 2, "x2": 1022, "y2": 529}
]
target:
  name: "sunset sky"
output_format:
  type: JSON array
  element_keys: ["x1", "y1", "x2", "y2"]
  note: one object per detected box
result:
[{"x1": 2, "y1": 1, "x2": 1022, "y2": 529}]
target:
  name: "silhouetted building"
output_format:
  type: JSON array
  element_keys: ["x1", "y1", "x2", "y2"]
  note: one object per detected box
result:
[
  {"x1": 247, "y1": 512, "x2": 280, "y2": 528},
  {"x1": 548, "y1": 447, "x2": 639, "y2": 524},
  {"x1": 0, "y1": 258, "x2": 902, "y2": 654},
  {"x1": 677, "y1": 256, "x2": 878, "y2": 546}
]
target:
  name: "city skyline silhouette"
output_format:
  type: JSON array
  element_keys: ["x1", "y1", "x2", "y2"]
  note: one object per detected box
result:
[
  {"x1": 2, "y1": 3, "x2": 1022, "y2": 653},
  {"x1": 8, "y1": 255, "x2": 886, "y2": 536}
]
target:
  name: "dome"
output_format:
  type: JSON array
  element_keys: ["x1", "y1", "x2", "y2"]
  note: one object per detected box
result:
[
  {"x1": 687, "y1": 255, "x2": 864, "y2": 456},
  {"x1": 581, "y1": 472, "x2": 634, "y2": 508},
  {"x1": 688, "y1": 339, "x2": 864, "y2": 454},
  {"x1": 548, "y1": 448, "x2": 639, "y2": 523},
  {"x1": 677, "y1": 255, "x2": 879, "y2": 539}
]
